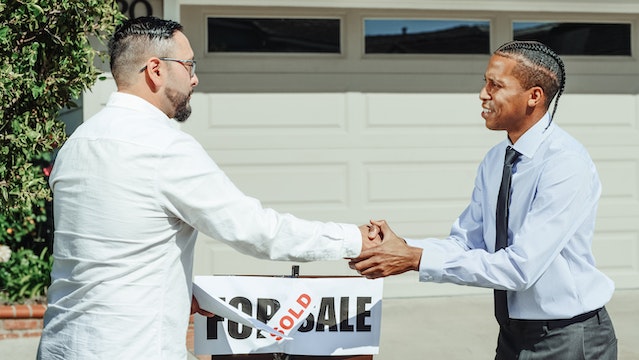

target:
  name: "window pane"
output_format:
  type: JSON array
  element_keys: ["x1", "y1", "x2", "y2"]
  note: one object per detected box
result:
[
  {"x1": 207, "y1": 17, "x2": 340, "y2": 53},
  {"x1": 513, "y1": 22, "x2": 631, "y2": 56},
  {"x1": 365, "y1": 19, "x2": 490, "y2": 54}
]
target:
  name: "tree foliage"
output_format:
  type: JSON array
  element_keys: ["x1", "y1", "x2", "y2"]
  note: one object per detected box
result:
[{"x1": 0, "y1": 0, "x2": 124, "y2": 303}]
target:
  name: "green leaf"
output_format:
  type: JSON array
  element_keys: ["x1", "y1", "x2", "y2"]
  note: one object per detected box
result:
[{"x1": 1, "y1": 0, "x2": 124, "y2": 304}]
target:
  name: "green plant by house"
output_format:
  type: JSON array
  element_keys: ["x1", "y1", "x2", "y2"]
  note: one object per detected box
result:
[{"x1": 0, "y1": 1, "x2": 124, "y2": 304}]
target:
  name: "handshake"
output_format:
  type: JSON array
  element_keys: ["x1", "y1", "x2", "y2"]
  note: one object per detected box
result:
[{"x1": 350, "y1": 220, "x2": 423, "y2": 279}]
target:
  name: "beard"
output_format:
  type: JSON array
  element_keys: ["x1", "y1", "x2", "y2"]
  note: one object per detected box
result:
[{"x1": 166, "y1": 87, "x2": 192, "y2": 123}]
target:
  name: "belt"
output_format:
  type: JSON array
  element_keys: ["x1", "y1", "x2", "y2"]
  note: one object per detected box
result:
[{"x1": 508, "y1": 307, "x2": 602, "y2": 330}]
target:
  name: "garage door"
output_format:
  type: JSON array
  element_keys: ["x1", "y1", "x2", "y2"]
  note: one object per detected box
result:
[{"x1": 181, "y1": 91, "x2": 639, "y2": 297}]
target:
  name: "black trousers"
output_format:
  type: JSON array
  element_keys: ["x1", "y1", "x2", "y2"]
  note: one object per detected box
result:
[{"x1": 495, "y1": 307, "x2": 617, "y2": 360}]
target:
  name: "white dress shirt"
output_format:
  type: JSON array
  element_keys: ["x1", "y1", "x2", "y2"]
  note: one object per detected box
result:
[
  {"x1": 407, "y1": 113, "x2": 614, "y2": 320},
  {"x1": 37, "y1": 92, "x2": 361, "y2": 360}
]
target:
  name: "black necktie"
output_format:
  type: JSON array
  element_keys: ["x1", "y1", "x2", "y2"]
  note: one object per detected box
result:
[{"x1": 494, "y1": 146, "x2": 521, "y2": 326}]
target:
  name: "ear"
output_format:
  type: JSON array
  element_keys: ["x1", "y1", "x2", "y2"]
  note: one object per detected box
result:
[
  {"x1": 527, "y1": 86, "x2": 544, "y2": 107},
  {"x1": 141, "y1": 58, "x2": 164, "y2": 92}
]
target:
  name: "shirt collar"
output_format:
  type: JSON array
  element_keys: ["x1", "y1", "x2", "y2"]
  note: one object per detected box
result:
[
  {"x1": 107, "y1": 92, "x2": 178, "y2": 128},
  {"x1": 509, "y1": 112, "x2": 554, "y2": 159}
]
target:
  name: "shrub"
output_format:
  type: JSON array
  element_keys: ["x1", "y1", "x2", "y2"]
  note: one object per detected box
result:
[
  {"x1": 0, "y1": 1, "x2": 124, "y2": 304},
  {"x1": 0, "y1": 247, "x2": 52, "y2": 304}
]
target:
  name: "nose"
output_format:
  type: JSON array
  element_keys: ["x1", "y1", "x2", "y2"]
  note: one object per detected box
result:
[
  {"x1": 479, "y1": 84, "x2": 490, "y2": 101},
  {"x1": 191, "y1": 73, "x2": 199, "y2": 87}
]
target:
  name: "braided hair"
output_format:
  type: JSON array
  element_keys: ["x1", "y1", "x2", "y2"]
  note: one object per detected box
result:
[{"x1": 494, "y1": 41, "x2": 566, "y2": 124}]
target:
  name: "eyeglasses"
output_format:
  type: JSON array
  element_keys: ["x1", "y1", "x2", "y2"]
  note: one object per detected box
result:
[{"x1": 139, "y1": 57, "x2": 197, "y2": 78}]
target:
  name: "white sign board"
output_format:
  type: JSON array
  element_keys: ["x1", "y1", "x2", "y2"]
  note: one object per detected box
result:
[{"x1": 193, "y1": 275, "x2": 383, "y2": 356}]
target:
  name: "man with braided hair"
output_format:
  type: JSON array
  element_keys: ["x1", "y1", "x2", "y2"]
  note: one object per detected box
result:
[{"x1": 351, "y1": 40, "x2": 617, "y2": 359}]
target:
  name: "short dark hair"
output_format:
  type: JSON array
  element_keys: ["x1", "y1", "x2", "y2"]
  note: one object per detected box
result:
[
  {"x1": 494, "y1": 40, "x2": 566, "y2": 121},
  {"x1": 108, "y1": 16, "x2": 183, "y2": 84}
]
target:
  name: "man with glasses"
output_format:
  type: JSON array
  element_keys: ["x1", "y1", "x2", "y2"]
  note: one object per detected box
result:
[
  {"x1": 37, "y1": 16, "x2": 379, "y2": 360},
  {"x1": 144, "y1": 58, "x2": 197, "y2": 77}
]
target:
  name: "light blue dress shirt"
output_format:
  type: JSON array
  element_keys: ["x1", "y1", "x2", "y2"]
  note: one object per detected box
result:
[{"x1": 407, "y1": 113, "x2": 614, "y2": 320}]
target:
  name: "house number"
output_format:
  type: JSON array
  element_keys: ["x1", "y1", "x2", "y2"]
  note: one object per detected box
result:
[{"x1": 117, "y1": 0, "x2": 154, "y2": 19}]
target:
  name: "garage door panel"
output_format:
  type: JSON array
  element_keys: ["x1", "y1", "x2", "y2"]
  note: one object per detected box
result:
[
  {"x1": 597, "y1": 160, "x2": 638, "y2": 199},
  {"x1": 366, "y1": 93, "x2": 481, "y2": 126},
  {"x1": 596, "y1": 157, "x2": 639, "y2": 219},
  {"x1": 592, "y1": 231, "x2": 638, "y2": 270},
  {"x1": 560, "y1": 94, "x2": 636, "y2": 127},
  {"x1": 223, "y1": 163, "x2": 348, "y2": 206},
  {"x1": 203, "y1": 93, "x2": 348, "y2": 129},
  {"x1": 366, "y1": 162, "x2": 476, "y2": 202}
]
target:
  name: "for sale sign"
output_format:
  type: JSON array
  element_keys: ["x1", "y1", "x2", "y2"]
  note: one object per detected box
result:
[{"x1": 193, "y1": 275, "x2": 383, "y2": 356}]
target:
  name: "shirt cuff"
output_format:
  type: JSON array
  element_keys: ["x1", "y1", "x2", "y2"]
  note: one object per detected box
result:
[
  {"x1": 405, "y1": 238, "x2": 447, "y2": 283},
  {"x1": 340, "y1": 224, "x2": 362, "y2": 258}
]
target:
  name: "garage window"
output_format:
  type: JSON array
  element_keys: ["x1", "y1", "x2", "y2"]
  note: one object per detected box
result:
[
  {"x1": 513, "y1": 22, "x2": 631, "y2": 56},
  {"x1": 207, "y1": 17, "x2": 341, "y2": 53},
  {"x1": 364, "y1": 19, "x2": 490, "y2": 54}
]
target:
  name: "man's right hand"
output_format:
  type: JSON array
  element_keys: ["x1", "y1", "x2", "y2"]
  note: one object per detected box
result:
[
  {"x1": 350, "y1": 220, "x2": 423, "y2": 279},
  {"x1": 359, "y1": 223, "x2": 382, "y2": 253}
]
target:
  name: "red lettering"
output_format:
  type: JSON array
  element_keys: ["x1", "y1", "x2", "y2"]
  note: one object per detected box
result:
[
  {"x1": 288, "y1": 307, "x2": 304, "y2": 318},
  {"x1": 270, "y1": 293, "x2": 313, "y2": 338},
  {"x1": 270, "y1": 327, "x2": 285, "y2": 341},
  {"x1": 280, "y1": 315, "x2": 294, "y2": 330},
  {"x1": 297, "y1": 293, "x2": 311, "y2": 308}
]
